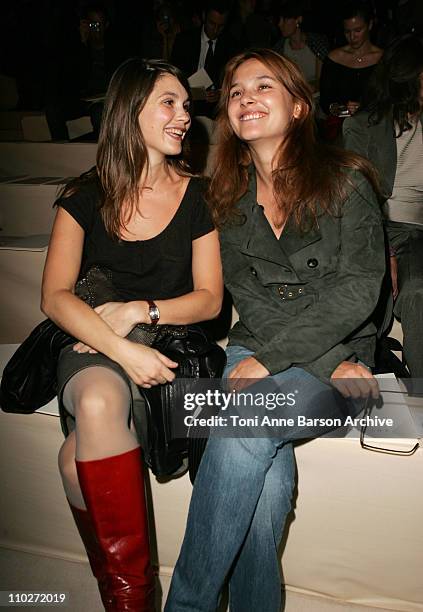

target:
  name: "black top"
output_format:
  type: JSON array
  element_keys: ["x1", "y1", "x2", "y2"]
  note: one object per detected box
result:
[
  {"x1": 57, "y1": 176, "x2": 214, "y2": 302},
  {"x1": 319, "y1": 57, "x2": 377, "y2": 115}
]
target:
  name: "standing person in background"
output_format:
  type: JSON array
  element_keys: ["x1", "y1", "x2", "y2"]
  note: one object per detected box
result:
[
  {"x1": 395, "y1": 0, "x2": 423, "y2": 36},
  {"x1": 274, "y1": 0, "x2": 329, "y2": 92},
  {"x1": 139, "y1": 3, "x2": 181, "y2": 62},
  {"x1": 343, "y1": 34, "x2": 423, "y2": 383},
  {"x1": 227, "y1": 0, "x2": 257, "y2": 49},
  {"x1": 165, "y1": 48, "x2": 385, "y2": 612},
  {"x1": 42, "y1": 57, "x2": 222, "y2": 610},
  {"x1": 319, "y1": 1, "x2": 382, "y2": 139},
  {"x1": 171, "y1": 0, "x2": 237, "y2": 117},
  {"x1": 45, "y1": 2, "x2": 124, "y2": 140}
]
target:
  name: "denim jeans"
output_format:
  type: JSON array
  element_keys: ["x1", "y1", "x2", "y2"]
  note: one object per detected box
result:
[{"x1": 165, "y1": 346, "x2": 335, "y2": 612}]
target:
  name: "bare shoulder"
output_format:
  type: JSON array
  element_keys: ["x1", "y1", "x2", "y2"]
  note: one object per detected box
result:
[
  {"x1": 369, "y1": 45, "x2": 383, "y2": 62},
  {"x1": 328, "y1": 47, "x2": 345, "y2": 62}
]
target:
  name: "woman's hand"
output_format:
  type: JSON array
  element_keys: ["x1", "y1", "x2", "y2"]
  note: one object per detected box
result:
[
  {"x1": 74, "y1": 301, "x2": 140, "y2": 352},
  {"x1": 114, "y1": 339, "x2": 178, "y2": 388},
  {"x1": 227, "y1": 356, "x2": 270, "y2": 391},
  {"x1": 330, "y1": 361, "x2": 379, "y2": 399},
  {"x1": 346, "y1": 100, "x2": 360, "y2": 115},
  {"x1": 94, "y1": 301, "x2": 140, "y2": 335}
]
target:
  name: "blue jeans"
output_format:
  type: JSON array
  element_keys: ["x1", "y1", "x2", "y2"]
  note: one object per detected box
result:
[{"x1": 165, "y1": 346, "x2": 333, "y2": 612}]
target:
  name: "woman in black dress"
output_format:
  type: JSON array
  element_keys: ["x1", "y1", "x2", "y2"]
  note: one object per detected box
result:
[
  {"x1": 319, "y1": 1, "x2": 382, "y2": 139},
  {"x1": 41, "y1": 58, "x2": 222, "y2": 611}
]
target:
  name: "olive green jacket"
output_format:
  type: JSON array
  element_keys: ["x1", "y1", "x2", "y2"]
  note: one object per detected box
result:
[
  {"x1": 343, "y1": 110, "x2": 423, "y2": 201},
  {"x1": 220, "y1": 169, "x2": 385, "y2": 380}
]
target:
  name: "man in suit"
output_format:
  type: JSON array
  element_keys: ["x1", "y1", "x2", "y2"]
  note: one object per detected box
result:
[{"x1": 171, "y1": 0, "x2": 236, "y2": 116}]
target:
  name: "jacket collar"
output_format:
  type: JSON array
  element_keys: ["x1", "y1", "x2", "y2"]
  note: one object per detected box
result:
[{"x1": 237, "y1": 168, "x2": 321, "y2": 274}]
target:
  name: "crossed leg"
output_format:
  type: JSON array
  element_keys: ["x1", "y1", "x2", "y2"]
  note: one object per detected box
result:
[{"x1": 58, "y1": 366, "x2": 138, "y2": 507}]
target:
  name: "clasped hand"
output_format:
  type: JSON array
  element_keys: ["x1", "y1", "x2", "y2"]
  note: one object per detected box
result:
[
  {"x1": 227, "y1": 357, "x2": 379, "y2": 399},
  {"x1": 74, "y1": 301, "x2": 137, "y2": 352},
  {"x1": 330, "y1": 361, "x2": 379, "y2": 399},
  {"x1": 73, "y1": 301, "x2": 178, "y2": 387},
  {"x1": 346, "y1": 100, "x2": 360, "y2": 115}
]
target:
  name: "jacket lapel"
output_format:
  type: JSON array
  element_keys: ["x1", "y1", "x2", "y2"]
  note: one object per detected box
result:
[
  {"x1": 237, "y1": 170, "x2": 321, "y2": 282},
  {"x1": 279, "y1": 215, "x2": 322, "y2": 257}
]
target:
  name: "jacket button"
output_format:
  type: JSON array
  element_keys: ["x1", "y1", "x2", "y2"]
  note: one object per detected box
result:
[
  {"x1": 307, "y1": 258, "x2": 318, "y2": 268},
  {"x1": 250, "y1": 267, "x2": 257, "y2": 276}
]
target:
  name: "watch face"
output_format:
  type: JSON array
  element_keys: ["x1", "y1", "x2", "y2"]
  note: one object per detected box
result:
[{"x1": 149, "y1": 303, "x2": 160, "y2": 323}]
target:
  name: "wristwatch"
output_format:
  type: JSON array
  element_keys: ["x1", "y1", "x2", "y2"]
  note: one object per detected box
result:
[{"x1": 147, "y1": 300, "x2": 160, "y2": 325}]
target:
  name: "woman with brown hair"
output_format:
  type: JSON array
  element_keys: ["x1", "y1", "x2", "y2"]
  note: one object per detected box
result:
[
  {"x1": 41, "y1": 57, "x2": 222, "y2": 610},
  {"x1": 320, "y1": 1, "x2": 382, "y2": 117},
  {"x1": 165, "y1": 48, "x2": 385, "y2": 611},
  {"x1": 274, "y1": 0, "x2": 329, "y2": 91}
]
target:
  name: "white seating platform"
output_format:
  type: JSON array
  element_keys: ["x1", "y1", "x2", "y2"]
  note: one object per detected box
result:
[
  {"x1": 0, "y1": 141, "x2": 96, "y2": 176},
  {"x1": 0, "y1": 236, "x2": 48, "y2": 343},
  {"x1": 0, "y1": 179, "x2": 64, "y2": 235},
  {"x1": 1, "y1": 341, "x2": 422, "y2": 611},
  {"x1": 0, "y1": 138, "x2": 421, "y2": 610}
]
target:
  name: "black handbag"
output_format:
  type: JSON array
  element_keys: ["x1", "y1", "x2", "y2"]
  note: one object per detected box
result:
[
  {"x1": 0, "y1": 320, "x2": 75, "y2": 414},
  {"x1": 133, "y1": 325, "x2": 226, "y2": 482}
]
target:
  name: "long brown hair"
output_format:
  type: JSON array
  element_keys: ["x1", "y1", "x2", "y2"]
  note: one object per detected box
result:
[
  {"x1": 363, "y1": 35, "x2": 423, "y2": 137},
  {"x1": 208, "y1": 49, "x2": 380, "y2": 229},
  {"x1": 59, "y1": 58, "x2": 192, "y2": 237}
]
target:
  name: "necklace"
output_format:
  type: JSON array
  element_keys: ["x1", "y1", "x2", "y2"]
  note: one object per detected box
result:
[{"x1": 349, "y1": 46, "x2": 371, "y2": 64}]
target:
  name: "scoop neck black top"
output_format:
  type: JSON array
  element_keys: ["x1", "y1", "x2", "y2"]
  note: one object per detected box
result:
[
  {"x1": 319, "y1": 57, "x2": 377, "y2": 115},
  {"x1": 57, "y1": 176, "x2": 214, "y2": 301}
]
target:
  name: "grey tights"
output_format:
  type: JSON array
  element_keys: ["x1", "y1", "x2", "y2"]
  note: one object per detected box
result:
[{"x1": 58, "y1": 366, "x2": 138, "y2": 509}]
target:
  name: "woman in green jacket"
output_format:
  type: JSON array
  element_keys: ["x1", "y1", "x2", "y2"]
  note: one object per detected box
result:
[{"x1": 166, "y1": 48, "x2": 385, "y2": 612}]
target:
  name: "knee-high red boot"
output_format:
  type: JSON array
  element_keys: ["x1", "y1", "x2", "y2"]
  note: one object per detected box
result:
[
  {"x1": 75, "y1": 447, "x2": 155, "y2": 612},
  {"x1": 68, "y1": 503, "x2": 114, "y2": 609}
]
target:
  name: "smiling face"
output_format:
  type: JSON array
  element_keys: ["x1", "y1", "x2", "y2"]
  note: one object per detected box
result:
[
  {"x1": 227, "y1": 58, "x2": 301, "y2": 148},
  {"x1": 138, "y1": 73, "x2": 191, "y2": 162},
  {"x1": 343, "y1": 15, "x2": 371, "y2": 50}
]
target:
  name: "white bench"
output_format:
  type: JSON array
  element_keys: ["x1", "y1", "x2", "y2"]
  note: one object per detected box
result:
[
  {"x1": 0, "y1": 141, "x2": 96, "y2": 177},
  {"x1": 0, "y1": 235, "x2": 48, "y2": 343},
  {"x1": 1, "y1": 339, "x2": 422, "y2": 610},
  {"x1": 0, "y1": 179, "x2": 63, "y2": 235}
]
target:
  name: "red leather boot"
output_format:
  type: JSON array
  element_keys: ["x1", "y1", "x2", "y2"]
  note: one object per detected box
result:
[
  {"x1": 68, "y1": 503, "x2": 113, "y2": 609},
  {"x1": 76, "y1": 447, "x2": 155, "y2": 611}
]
